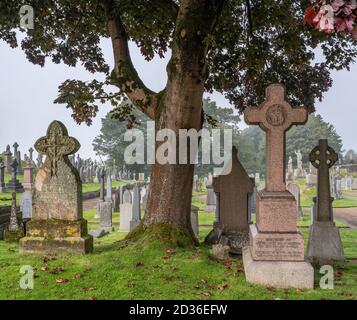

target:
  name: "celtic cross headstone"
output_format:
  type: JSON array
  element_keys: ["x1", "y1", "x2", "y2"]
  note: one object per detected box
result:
[
  {"x1": 20, "y1": 121, "x2": 93, "y2": 254},
  {"x1": 307, "y1": 139, "x2": 344, "y2": 263}
]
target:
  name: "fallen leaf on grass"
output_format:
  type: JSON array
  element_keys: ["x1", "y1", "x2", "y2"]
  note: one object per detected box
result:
[
  {"x1": 55, "y1": 278, "x2": 69, "y2": 284},
  {"x1": 40, "y1": 266, "x2": 49, "y2": 271},
  {"x1": 83, "y1": 287, "x2": 96, "y2": 292},
  {"x1": 163, "y1": 249, "x2": 174, "y2": 260},
  {"x1": 218, "y1": 283, "x2": 228, "y2": 291},
  {"x1": 88, "y1": 296, "x2": 97, "y2": 300},
  {"x1": 73, "y1": 274, "x2": 82, "y2": 279},
  {"x1": 133, "y1": 261, "x2": 143, "y2": 268},
  {"x1": 340, "y1": 292, "x2": 353, "y2": 297},
  {"x1": 50, "y1": 267, "x2": 65, "y2": 274},
  {"x1": 335, "y1": 271, "x2": 343, "y2": 277},
  {"x1": 42, "y1": 256, "x2": 56, "y2": 263}
]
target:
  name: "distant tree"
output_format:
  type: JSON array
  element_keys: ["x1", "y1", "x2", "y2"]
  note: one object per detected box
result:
[
  {"x1": 94, "y1": 98, "x2": 242, "y2": 177},
  {"x1": 195, "y1": 98, "x2": 241, "y2": 177},
  {"x1": 92, "y1": 100, "x2": 150, "y2": 175},
  {"x1": 239, "y1": 114, "x2": 343, "y2": 173},
  {"x1": 286, "y1": 114, "x2": 343, "y2": 165}
]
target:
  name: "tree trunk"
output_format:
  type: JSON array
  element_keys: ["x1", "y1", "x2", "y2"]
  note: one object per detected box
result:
[{"x1": 130, "y1": 1, "x2": 219, "y2": 246}]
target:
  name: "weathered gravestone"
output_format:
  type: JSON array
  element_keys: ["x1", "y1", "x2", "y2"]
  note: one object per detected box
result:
[
  {"x1": 5, "y1": 159, "x2": 24, "y2": 193},
  {"x1": 0, "y1": 159, "x2": 5, "y2": 192},
  {"x1": 3, "y1": 145, "x2": 12, "y2": 173},
  {"x1": 119, "y1": 187, "x2": 141, "y2": 232},
  {"x1": 4, "y1": 192, "x2": 24, "y2": 242},
  {"x1": 345, "y1": 176, "x2": 352, "y2": 190},
  {"x1": 205, "y1": 186, "x2": 216, "y2": 212},
  {"x1": 352, "y1": 178, "x2": 357, "y2": 190},
  {"x1": 23, "y1": 159, "x2": 34, "y2": 190},
  {"x1": 20, "y1": 191, "x2": 32, "y2": 219},
  {"x1": 94, "y1": 167, "x2": 106, "y2": 219},
  {"x1": 242, "y1": 84, "x2": 313, "y2": 289},
  {"x1": 89, "y1": 201, "x2": 113, "y2": 238},
  {"x1": 205, "y1": 147, "x2": 255, "y2": 254},
  {"x1": 307, "y1": 140, "x2": 344, "y2": 264},
  {"x1": 286, "y1": 182, "x2": 303, "y2": 220},
  {"x1": 286, "y1": 156, "x2": 293, "y2": 182},
  {"x1": 20, "y1": 121, "x2": 93, "y2": 254},
  {"x1": 191, "y1": 205, "x2": 199, "y2": 238},
  {"x1": 306, "y1": 162, "x2": 317, "y2": 187},
  {"x1": 106, "y1": 171, "x2": 113, "y2": 203}
]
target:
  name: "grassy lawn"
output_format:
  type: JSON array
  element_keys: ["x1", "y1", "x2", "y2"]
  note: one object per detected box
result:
[
  {"x1": 0, "y1": 179, "x2": 132, "y2": 206},
  {"x1": 1, "y1": 191, "x2": 356, "y2": 300},
  {"x1": 0, "y1": 222, "x2": 356, "y2": 300},
  {"x1": 82, "y1": 180, "x2": 129, "y2": 193},
  {"x1": 295, "y1": 179, "x2": 357, "y2": 208}
]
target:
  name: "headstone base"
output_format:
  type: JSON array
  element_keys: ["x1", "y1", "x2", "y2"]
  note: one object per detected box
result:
[
  {"x1": 243, "y1": 246, "x2": 314, "y2": 289},
  {"x1": 4, "y1": 229, "x2": 24, "y2": 243},
  {"x1": 249, "y1": 224, "x2": 305, "y2": 261},
  {"x1": 20, "y1": 219, "x2": 93, "y2": 254},
  {"x1": 5, "y1": 180, "x2": 24, "y2": 193},
  {"x1": 89, "y1": 229, "x2": 110, "y2": 239},
  {"x1": 307, "y1": 221, "x2": 344, "y2": 264},
  {"x1": 204, "y1": 226, "x2": 249, "y2": 255}
]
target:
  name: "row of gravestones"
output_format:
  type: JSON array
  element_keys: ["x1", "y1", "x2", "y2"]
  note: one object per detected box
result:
[
  {"x1": 0, "y1": 157, "x2": 35, "y2": 194},
  {"x1": 2, "y1": 143, "x2": 42, "y2": 173},
  {"x1": 0, "y1": 84, "x2": 347, "y2": 290}
]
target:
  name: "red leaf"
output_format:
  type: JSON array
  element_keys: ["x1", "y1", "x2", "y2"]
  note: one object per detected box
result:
[{"x1": 304, "y1": 5, "x2": 317, "y2": 26}]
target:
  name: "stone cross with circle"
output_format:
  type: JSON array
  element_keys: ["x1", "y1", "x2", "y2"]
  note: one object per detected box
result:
[
  {"x1": 309, "y1": 139, "x2": 338, "y2": 221},
  {"x1": 35, "y1": 121, "x2": 80, "y2": 176},
  {"x1": 244, "y1": 84, "x2": 308, "y2": 192}
]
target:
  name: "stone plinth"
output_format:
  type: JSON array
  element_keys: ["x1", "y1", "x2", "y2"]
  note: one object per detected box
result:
[
  {"x1": 307, "y1": 221, "x2": 344, "y2": 263},
  {"x1": 243, "y1": 247, "x2": 314, "y2": 289},
  {"x1": 256, "y1": 191, "x2": 297, "y2": 233},
  {"x1": 21, "y1": 219, "x2": 93, "y2": 254},
  {"x1": 249, "y1": 224, "x2": 304, "y2": 261}
]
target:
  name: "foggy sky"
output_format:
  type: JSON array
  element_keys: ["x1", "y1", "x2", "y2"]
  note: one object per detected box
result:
[{"x1": 0, "y1": 38, "x2": 356, "y2": 160}]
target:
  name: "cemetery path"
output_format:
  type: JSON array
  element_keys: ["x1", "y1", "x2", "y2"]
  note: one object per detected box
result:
[
  {"x1": 334, "y1": 207, "x2": 357, "y2": 229},
  {"x1": 83, "y1": 197, "x2": 99, "y2": 211}
]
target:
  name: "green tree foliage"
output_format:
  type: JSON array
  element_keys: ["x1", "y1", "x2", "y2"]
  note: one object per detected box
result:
[
  {"x1": 1, "y1": 1, "x2": 356, "y2": 123},
  {"x1": 93, "y1": 100, "x2": 150, "y2": 174}
]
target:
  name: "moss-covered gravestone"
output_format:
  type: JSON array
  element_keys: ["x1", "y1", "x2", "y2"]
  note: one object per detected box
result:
[
  {"x1": 20, "y1": 121, "x2": 93, "y2": 254},
  {"x1": 4, "y1": 192, "x2": 24, "y2": 243}
]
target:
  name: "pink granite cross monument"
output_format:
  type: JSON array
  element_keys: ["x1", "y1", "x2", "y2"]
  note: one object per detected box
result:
[
  {"x1": 242, "y1": 84, "x2": 314, "y2": 289},
  {"x1": 244, "y1": 84, "x2": 308, "y2": 192}
]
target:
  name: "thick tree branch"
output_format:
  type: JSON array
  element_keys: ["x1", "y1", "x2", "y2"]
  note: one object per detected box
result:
[
  {"x1": 102, "y1": 0, "x2": 157, "y2": 119},
  {"x1": 150, "y1": 0, "x2": 179, "y2": 20}
]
